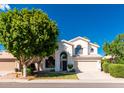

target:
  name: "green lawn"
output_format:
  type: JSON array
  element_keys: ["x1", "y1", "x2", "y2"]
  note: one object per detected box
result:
[{"x1": 32, "y1": 72, "x2": 78, "y2": 80}]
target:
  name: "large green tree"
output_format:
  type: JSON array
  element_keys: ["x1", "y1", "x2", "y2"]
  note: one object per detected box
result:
[
  {"x1": 103, "y1": 34, "x2": 124, "y2": 63},
  {"x1": 0, "y1": 8, "x2": 58, "y2": 77}
]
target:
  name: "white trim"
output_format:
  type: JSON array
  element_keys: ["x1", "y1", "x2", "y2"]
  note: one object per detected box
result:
[
  {"x1": 90, "y1": 42, "x2": 100, "y2": 47},
  {"x1": 69, "y1": 36, "x2": 90, "y2": 42},
  {"x1": 61, "y1": 40, "x2": 74, "y2": 46}
]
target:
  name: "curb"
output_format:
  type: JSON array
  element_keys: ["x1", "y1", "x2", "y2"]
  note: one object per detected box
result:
[{"x1": 1, "y1": 79, "x2": 124, "y2": 83}]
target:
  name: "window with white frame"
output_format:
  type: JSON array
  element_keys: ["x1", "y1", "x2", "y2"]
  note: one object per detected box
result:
[
  {"x1": 90, "y1": 48, "x2": 94, "y2": 53},
  {"x1": 75, "y1": 45, "x2": 83, "y2": 56}
]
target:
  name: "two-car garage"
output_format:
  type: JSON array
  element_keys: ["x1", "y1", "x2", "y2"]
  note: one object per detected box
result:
[
  {"x1": 76, "y1": 61, "x2": 101, "y2": 73},
  {"x1": 74, "y1": 55, "x2": 102, "y2": 73}
]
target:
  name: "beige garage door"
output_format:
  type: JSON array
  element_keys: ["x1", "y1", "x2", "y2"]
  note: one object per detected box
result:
[
  {"x1": 76, "y1": 61, "x2": 99, "y2": 73},
  {"x1": 0, "y1": 61, "x2": 15, "y2": 72}
]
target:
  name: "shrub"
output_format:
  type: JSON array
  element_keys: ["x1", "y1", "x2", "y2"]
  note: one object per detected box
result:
[
  {"x1": 117, "y1": 59, "x2": 124, "y2": 64},
  {"x1": 102, "y1": 62, "x2": 110, "y2": 73},
  {"x1": 26, "y1": 67, "x2": 33, "y2": 75},
  {"x1": 109, "y1": 64, "x2": 124, "y2": 78},
  {"x1": 67, "y1": 64, "x2": 74, "y2": 72},
  {"x1": 67, "y1": 64, "x2": 73, "y2": 70},
  {"x1": 101, "y1": 59, "x2": 110, "y2": 71}
]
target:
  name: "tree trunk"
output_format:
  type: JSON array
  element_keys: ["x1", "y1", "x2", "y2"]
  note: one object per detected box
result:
[
  {"x1": 37, "y1": 62, "x2": 41, "y2": 71},
  {"x1": 19, "y1": 62, "x2": 22, "y2": 72},
  {"x1": 23, "y1": 64, "x2": 27, "y2": 77}
]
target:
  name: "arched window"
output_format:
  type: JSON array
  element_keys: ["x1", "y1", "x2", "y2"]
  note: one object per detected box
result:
[
  {"x1": 60, "y1": 52, "x2": 67, "y2": 59},
  {"x1": 90, "y1": 48, "x2": 94, "y2": 53},
  {"x1": 75, "y1": 45, "x2": 83, "y2": 55}
]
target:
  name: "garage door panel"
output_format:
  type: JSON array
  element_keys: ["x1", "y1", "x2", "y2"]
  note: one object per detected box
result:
[{"x1": 76, "y1": 61, "x2": 99, "y2": 73}]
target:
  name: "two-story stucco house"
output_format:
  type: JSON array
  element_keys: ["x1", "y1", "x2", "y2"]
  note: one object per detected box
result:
[{"x1": 42, "y1": 36, "x2": 102, "y2": 72}]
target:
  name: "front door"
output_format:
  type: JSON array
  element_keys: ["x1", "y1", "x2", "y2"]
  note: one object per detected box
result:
[
  {"x1": 60, "y1": 52, "x2": 68, "y2": 71},
  {"x1": 63, "y1": 61, "x2": 67, "y2": 71}
]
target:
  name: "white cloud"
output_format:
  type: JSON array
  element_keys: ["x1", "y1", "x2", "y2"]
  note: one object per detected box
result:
[
  {"x1": 5, "y1": 4, "x2": 11, "y2": 10},
  {"x1": 0, "y1": 4, "x2": 11, "y2": 11}
]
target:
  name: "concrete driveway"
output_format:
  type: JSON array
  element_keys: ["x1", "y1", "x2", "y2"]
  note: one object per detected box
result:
[{"x1": 76, "y1": 70, "x2": 117, "y2": 80}]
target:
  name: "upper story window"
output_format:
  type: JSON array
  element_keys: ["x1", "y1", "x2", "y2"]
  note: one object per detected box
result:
[
  {"x1": 75, "y1": 45, "x2": 83, "y2": 56},
  {"x1": 90, "y1": 48, "x2": 94, "y2": 53}
]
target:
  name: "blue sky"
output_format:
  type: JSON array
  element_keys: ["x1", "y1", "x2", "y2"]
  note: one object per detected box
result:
[{"x1": 1, "y1": 4, "x2": 124, "y2": 55}]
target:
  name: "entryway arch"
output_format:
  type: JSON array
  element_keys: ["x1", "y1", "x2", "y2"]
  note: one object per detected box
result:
[{"x1": 60, "y1": 52, "x2": 68, "y2": 71}]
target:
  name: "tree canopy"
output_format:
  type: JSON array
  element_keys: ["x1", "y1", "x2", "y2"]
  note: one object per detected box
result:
[
  {"x1": 0, "y1": 8, "x2": 59, "y2": 76},
  {"x1": 103, "y1": 34, "x2": 124, "y2": 63}
]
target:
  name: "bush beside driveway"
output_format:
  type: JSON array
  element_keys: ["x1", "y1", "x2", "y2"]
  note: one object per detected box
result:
[
  {"x1": 102, "y1": 60, "x2": 124, "y2": 78},
  {"x1": 102, "y1": 62, "x2": 110, "y2": 73},
  {"x1": 109, "y1": 64, "x2": 124, "y2": 78}
]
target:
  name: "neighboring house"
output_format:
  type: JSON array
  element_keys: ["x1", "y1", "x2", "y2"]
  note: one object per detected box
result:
[
  {"x1": 0, "y1": 36, "x2": 102, "y2": 73},
  {"x1": 102, "y1": 55, "x2": 114, "y2": 60},
  {"x1": 0, "y1": 51, "x2": 16, "y2": 72}
]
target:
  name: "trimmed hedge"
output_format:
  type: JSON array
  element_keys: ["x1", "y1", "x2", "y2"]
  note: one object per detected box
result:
[
  {"x1": 102, "y1": 62, "x2": 110, "y2": 73},
  {"x1": 109, "y1": 64, "x2": 124, "y2": 78}
]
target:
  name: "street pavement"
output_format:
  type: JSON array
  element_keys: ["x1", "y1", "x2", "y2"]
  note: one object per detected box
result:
[
  {"x1": 0, "y1": 79, "x2": 124, "y2": 88},
  {"x1": 0, "y1": 82, "x2": 124, "y2": 88}
]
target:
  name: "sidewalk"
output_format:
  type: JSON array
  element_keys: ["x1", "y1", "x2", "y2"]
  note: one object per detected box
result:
[
  {"x1": 1, "y1": 78, "x2": 124, "y2": 83},
  {"x1": 0, "y1": 71, "x2": 124, "y2": 83}
]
